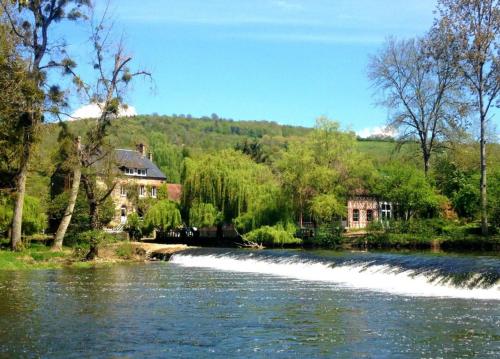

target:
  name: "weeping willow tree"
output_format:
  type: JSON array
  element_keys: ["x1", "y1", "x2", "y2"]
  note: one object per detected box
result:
[
  {"x1": 189, "y1": 202, "x2": 220, "y2": 228},
  {"x1": 182, "y1": 149, "x2": 288, "y2": 232},
  {"x1": 144, "y1": 200, "x2": 182, "y2": 233}
]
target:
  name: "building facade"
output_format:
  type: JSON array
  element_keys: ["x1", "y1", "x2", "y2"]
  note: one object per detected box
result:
[
  {"x1": 347, "y1": 194, "x2": 392, "y2": 230},
  {"x1": 107, "y1": 144, "x2": 176, "y2": 228}
]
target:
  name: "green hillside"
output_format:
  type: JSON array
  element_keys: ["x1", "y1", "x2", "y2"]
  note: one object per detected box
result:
[{"x1": 27, "y1": 115, "x2": 413, "y2": 208}]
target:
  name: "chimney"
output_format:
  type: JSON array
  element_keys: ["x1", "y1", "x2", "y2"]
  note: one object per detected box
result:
[
  {"x1": 136, "y1": 143, "x2": 146, "y2": 157},
  {"x1": 148, "y1": 152, "x2": 153, "y2": 161}
]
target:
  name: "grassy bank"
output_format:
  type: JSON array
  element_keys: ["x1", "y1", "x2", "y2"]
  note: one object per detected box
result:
[{"x1": 0, "y1": 241, "x2": 154, "y2": 271}]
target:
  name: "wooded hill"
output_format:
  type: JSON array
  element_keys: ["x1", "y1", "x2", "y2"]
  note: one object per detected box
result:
[
  {"x1": 31, "y1": 115, "x2": 499, "y2": 201},
  {"x1": 30, "y1": 115, "x2": 409, "y2": 197}
]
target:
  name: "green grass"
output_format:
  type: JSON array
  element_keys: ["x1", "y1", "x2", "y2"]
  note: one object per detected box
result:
[{"x1": 0, "y1": 242, "x2": 80, "y2": 270}]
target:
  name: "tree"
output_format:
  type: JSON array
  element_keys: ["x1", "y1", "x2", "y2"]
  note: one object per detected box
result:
[
  {"x1": 376, "y1": 164, "x2": 444, "y2": 220},
  {"x1": 53, "y1": 9, "x2": 150, "y2": 255},
  {"x1": 436, "y1": 0, "x2": 500, "y2": 234},
  {"x1": 51, "y1": 128, "x2": 81, "y2": 250},
  {"x1": 369, "y1": 36, "x2": 467, "y2": 176},
  {"x1": 1, "y1": 0, "x2": 90, "y2": 250},
  {"x1": 188, "y1": 202, "x2": 219, "y2": 228},
  {"x1": 276, "y1": 117, "x2": 373, "y2": 226},
  {"x1": 144, "y1": 200, "x2": 182, "y2": 233}
]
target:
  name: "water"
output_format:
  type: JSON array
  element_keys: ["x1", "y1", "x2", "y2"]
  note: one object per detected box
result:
[{"x1": 0, "y1": 249, "x2": 499, "y2": 358}]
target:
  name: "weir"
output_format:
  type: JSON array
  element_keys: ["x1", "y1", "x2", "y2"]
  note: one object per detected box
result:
[{"x1": 170, "y1": 249, "x2": 500, "y2": 300}]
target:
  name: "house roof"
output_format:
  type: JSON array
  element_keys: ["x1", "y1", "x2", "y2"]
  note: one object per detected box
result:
[{"x1": 115, "y1": 149, "x2": 167, "y2": 180}]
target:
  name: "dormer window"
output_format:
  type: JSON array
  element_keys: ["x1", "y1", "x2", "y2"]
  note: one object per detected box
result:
[{"x1": 123, "y1": 167, "x2": 147, "y2": 176}]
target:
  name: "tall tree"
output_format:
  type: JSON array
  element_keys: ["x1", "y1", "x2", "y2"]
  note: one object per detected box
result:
[
  {"x1": 369, "y1": 36, "x2": 467, "y2": 176},
  {"x1": 1, "y1": 0, "x2": 90, "y2": 250},
  {"x1": 436, "y1": 0, "x2": 500, "y2": 235},
  {"x1": 56, "y1": 12, "x2": 150, "y2": 257},
  {"x1": 76, "y1": 13, "x2": 151, "y2": 259}
]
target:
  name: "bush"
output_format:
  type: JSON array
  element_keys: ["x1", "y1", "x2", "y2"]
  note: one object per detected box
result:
[
  {"x1": 124, "y1": 213, "x2": 143, "y2": 240},
  {"x1": 244, "y1": 223, "x2": 301, "y2": 247},
  {"x1": 304, "y1": 223, "x2": 343, "y2": 248},
  {"x1": 77, "y1": 230, "x2": 114, "y2": 248},
  {"x1": 115, "y1": 242, "x2": 134, "y2": 259}
]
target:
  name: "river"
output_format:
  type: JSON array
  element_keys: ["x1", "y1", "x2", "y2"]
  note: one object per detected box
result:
[{"x1": 0, "y1": 248, "x2": 499, "y2": 358}]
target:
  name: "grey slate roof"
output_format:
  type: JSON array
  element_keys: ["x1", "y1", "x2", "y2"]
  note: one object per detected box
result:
[{"x1": 115, "y1": 149, "x2": 167, "y2": 180}]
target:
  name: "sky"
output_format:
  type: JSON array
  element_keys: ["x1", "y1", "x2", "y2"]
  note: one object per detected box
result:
[{"x1": 63, "y1": 0, "x2": 440, "y2": 135}]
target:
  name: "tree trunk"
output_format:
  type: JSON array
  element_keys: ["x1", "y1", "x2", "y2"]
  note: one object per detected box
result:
[
  {"x1": 85, "y1": 201, "x2": 100, "y2": 260},
  {"x1": 423, "y1": 151, "x2": 430, "y2": 177},
  {"x1": 10, "y1": 121, "x2": 34, "y2": 251},
  {"x1": 10, "y1": 158, "x2": 29, "y2": 251},
  {"x1": 480, "y1": 112, "x2": 488, "y2": 235},
  {"x1": 52, "y1": 166, "x2": 81, "y2": 251}
]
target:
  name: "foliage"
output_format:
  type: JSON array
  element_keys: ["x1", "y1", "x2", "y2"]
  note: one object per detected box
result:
[
  {"x1": 182, "y1": 149, "x2": 284, "y2": 225},
  {"x1": 244, "y1": 223, "x2": 301, "y2": 247},
  {"x1": 124, "y1": 213, "x2": 142, "y2": 240},
  {"x1": 277, "y1": 117, "x2": 375, "y2": 224},
  {"x1": 375, "y1": 164, "x2": 445, "y2": 219},
  {"x1": 310, "y1": 194, "x2": 345, "y2": 223},
  {"x1": 306, "y1": 223, "x2": 344, "y2": 248},
  {"x1": 188, "y1": 202, "x2": 220, "y2": 228},
  {"x1": 0, "y1": 193, "x2": 47, "y2": 236},
  {"x1": 115, "y1": 242, "x2": 134, "y2": 259},
  {"x1": 143, "y1": 200, "x2": 182, "y2": 232}
]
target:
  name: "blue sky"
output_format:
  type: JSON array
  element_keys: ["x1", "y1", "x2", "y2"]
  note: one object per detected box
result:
[{"x1": 65, "y1": 0, "x2": 439, "y2": 133}]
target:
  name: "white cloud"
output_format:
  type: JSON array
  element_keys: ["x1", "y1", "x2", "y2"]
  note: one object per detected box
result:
[
  {"x1": 357, "y1": 126, "x2": 396, "y2": 138},
  {"x1": 70, "y1": 103, "x2": 137, "y2": 120}
]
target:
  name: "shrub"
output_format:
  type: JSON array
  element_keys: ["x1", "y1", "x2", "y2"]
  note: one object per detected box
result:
[
  {"x1": 244, "y1": 223, "x2": 301, "y2": 247},
  {"x1": 115, "y1": 242, "x2": 134, "y2": 259},
  {"x1": 77, "y1": 230, "x2": 114, "y2": 249},
  {"x1": 304, "y1": 223, "x2": 343, "y2": 248},
  {"x1": 124, "y1": 213, "x2": 143, "y2": 240}
]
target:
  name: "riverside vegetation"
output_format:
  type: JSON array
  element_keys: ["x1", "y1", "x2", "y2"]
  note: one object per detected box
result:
[{"x1": 0, "y1": 0, "x2": 500, "y2": 268}]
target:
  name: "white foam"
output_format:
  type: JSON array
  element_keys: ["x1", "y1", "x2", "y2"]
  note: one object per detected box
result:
[{"x1": 170, "y1": 254, "x2": 500, "y2": 300}]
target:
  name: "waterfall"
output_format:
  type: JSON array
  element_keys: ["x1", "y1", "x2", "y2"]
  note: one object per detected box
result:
[{"x1": 170, "y1": 249, "x2": 500, "y2": 300}]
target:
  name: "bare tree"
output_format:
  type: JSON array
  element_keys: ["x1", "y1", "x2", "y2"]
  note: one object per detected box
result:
[
  {"x1": 436, "y1": 0, "x2": 500, "y2": 235},
  {"x1": 1, "y1": 0, "x2": 90, "y2": 250},
  {"x1": 52, "y1": 8, "x2": 150, "y2": 256},
  {"x1": 369, "y1": 35, "x2": 467, "y2": 176}
]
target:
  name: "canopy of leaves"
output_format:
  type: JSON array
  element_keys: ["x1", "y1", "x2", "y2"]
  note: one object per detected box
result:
[
  {"x1": 144, "y1": 200, "x2": 182, "y2": 232},
  {"x1": 276, "y1": 117, "x2": 375, "y2": 223},
  {"x1": 188, "y1": 202, "x2": 220, "y2": 228},
  {"x1": 0, "y1": 193, "x2": 47, "y2": 235},
  {"x1": 182, "y1": 149, "x2": 283, "y2": 224},
  {"x1": 375, "y1": 164, "x2": 445, "y2": 219}
]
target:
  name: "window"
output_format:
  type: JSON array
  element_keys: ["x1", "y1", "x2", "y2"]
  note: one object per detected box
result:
[
  {"x1": 367, "y1": 209, "x2": 373, "y2": 222},
  {"x1": 353, "y1": 209, "x2": 359, "y2": 222},
  {"x1": 139, "y1": 185, "x2": 145, "y2": 197},
  {"x1": 151, "y1": 186, "x2": 157, "y2": 198},
  {"x1": 138, "y1": 169, "x2": 147, "y2": 176},
  {"x1": 381, "y1": 203, "x2": 392, "y2": 220},
  {"x1": 120, "y1": 185, "x2": 127, "y2": 197}
]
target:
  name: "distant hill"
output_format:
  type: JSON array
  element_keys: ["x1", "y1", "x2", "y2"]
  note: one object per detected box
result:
[{"x1": 31, "y1": 115, "x2": 405, "y2": 203}]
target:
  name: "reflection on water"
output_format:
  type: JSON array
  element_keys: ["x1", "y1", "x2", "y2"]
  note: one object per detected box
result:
[{"x1": 0, "y1": 251, "x2": 499, "y2": 358}]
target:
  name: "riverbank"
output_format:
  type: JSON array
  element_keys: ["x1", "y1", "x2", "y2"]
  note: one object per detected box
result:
[
  {"x1": 342, "y1": 232, "x2": 500, "y2": 252},
  {"x1": 0, "y1": 242, "x2": 189, "y2": 270}
]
